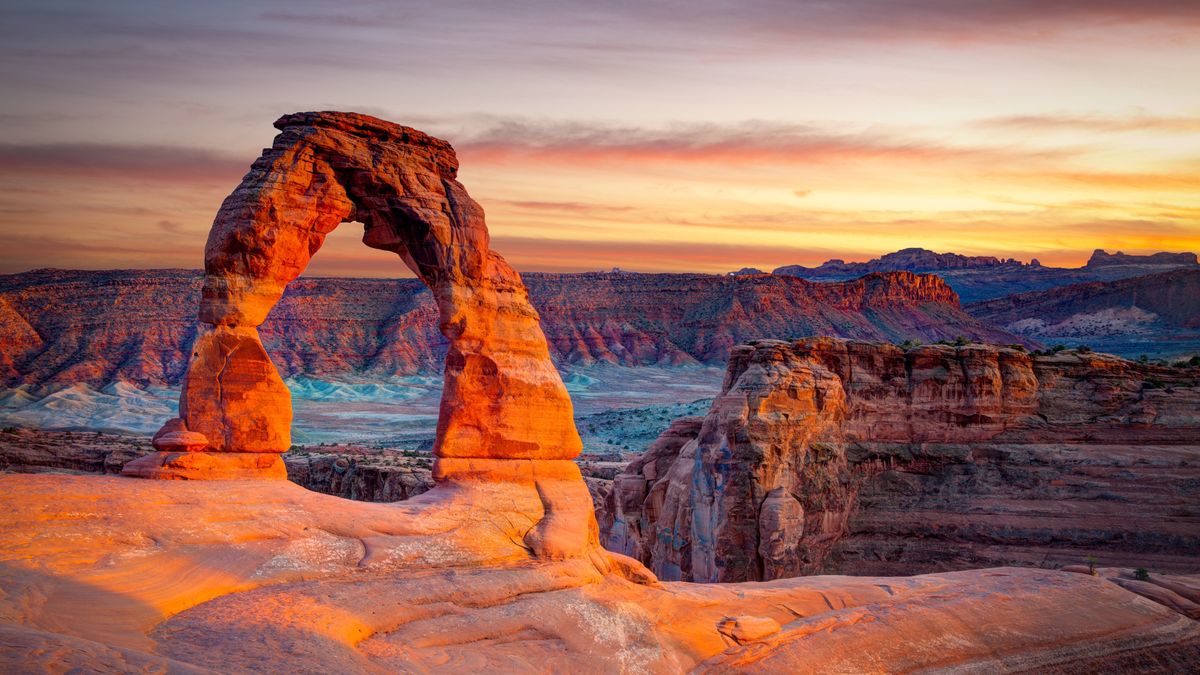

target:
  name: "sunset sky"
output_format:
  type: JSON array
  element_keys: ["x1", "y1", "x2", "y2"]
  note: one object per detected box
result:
[{"x1": 1, "y1": 1, "x2": 1198, "y2": 276}]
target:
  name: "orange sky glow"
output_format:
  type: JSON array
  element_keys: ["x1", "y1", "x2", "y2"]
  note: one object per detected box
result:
[{"x1": 1, "y1": 1, "x2": 1198, "y2": 276}]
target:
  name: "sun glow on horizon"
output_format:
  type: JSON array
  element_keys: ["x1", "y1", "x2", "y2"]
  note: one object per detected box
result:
[{"x1": 0, "y1": 1, "x2": 1197, "y2": 276}]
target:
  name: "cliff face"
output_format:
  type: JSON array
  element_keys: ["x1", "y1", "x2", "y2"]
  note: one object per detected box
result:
[
  {"x1": 0, "y1": 268, "x2": 1020, "y2": 390},
  {"x1": 599, "y1": 338, "x2": 1200, "y2": 582},
  {"x1": 968, "y1": 268, "x2": 1200, "y2": 358}
]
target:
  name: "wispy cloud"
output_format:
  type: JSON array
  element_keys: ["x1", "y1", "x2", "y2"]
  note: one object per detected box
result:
[
  {"x1": 0, "y1": 143, "x2": 248, "y2": 183},
  {"x1": 981, "y1": 113, "x2": 1200, "y2": 134},
  {"x1": 252, "y1": 1, "x2": 1200, "y2": 49},
  {"x1": 496, "y1": 200, "x2": 638, "y2": 214},
  {"x1": 454, "y1": 118, "x2": 1073, "y2": 167}
]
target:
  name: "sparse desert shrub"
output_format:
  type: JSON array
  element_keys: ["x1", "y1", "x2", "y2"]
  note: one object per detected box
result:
[
  {"x1": 1007, "y1": 344, "x2": 1026, "y2": 352},
  {"x1": 1, "y1": 426, "x2": 17, "y2": 434},
  {"x1": 1134, "y1": 567, "x2": 1151, "y2": 581},
  {"x1": 1086, "y1": 555, "x2": 1099, "y2": 576},
  {"x1": 1076, "y1": 345, "x2": 1092, "y2": 354},
  {"x1": 898, "y1": 339, "x2": 922, "y2": 350},
  {"x1": 1050, "y1": 344, "x2": 1067, "y2": 354},
  {"x1": 1142, "y1": 379, "x2": 1165, "y2": 390},
  {"x1": 953, "y1": 336, "x2": 969, "y2": 347},
  {"x1": 1138, "y1": 354, "x2": 1149, "y2": 364}
]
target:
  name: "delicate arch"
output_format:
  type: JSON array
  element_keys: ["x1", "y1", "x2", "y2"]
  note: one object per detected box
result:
[{"x1": 140, "y1": 112, "x2": 581, "y2": 476}]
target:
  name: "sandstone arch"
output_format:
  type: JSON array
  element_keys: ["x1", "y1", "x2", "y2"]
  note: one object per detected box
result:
[{"x1": 124, "y1": 112, "x2": 582, "y2": 480}]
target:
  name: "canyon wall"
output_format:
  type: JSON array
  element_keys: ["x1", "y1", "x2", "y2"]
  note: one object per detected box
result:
[
  {"x1": 0, "y1": 268, "x2": 1021, "y2": 390},
  {"x1": 599, "y1": 338, "x2": 1200, "y2": 581}
]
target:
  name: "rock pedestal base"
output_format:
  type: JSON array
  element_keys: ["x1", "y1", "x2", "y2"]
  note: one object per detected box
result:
[{"x1": 121, "y1": 451, "x2": 287, "y2": 480}]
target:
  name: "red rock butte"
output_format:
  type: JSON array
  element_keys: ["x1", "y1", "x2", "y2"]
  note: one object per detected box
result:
[{"x1": 123, "y1": 111, "x2": 581, "y2": 484}]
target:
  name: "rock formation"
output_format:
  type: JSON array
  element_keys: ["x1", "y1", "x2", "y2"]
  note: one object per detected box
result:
[
  {"x1": 1086, "y1": 249, "x2": 1199, "y2": 268},
  {"x1": 123, "y1": 111, "x2": 581, "y2": 480},
  {"x1": 600, "y1": 338, "x2": 1200, "y2": 581},
  {"x1": 774, "y1": 247, "x2": 1027, "y2": 277}
]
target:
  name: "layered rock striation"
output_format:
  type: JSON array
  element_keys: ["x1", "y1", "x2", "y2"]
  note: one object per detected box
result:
[
  {"x1": 0, "y1": 267, "x2": 1020, "y2": 391},
  {"x1": 600, "y1": 338, "x2": 1200, "y2": 582}
]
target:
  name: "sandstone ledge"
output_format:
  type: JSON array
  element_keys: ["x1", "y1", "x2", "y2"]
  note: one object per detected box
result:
[{"x1": 1, "y1": 473, "x2": 1197, "y2": 673}]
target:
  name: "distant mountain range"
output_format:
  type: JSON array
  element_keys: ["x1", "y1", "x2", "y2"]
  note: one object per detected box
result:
[
  {"x1": 773, "y1": 248, "x2": 1198, "y2": 303},
  {"x1": 967, "y1": 268, "x2": 1200, "y2": 359},
  {"x1": 0, "y1": 268, "x2": 1019, "y2": 391}
]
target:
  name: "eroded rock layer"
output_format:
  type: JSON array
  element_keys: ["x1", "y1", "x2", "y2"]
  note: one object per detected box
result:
[
  {"x1": 0, "y1": 267, "x2": 1024, "y2": 391},
  {"x1": 600, "y1": 338, "x2": 1200, "y2": 581}
]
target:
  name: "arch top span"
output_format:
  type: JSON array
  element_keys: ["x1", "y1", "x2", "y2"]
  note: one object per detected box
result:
[{"x1": 125, "y1": 111, "x2": 583, "y2": 480}]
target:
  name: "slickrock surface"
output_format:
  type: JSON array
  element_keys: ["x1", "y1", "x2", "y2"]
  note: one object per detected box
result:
[
  {"x1": 3, "y1": 474, "x2": 1198, "y2": 673},
  {"x1": 0, "y1": 268, "x2": 1020, "y2": 391},
  {"x1": 600, "y1": 338, "x2": 1200, "y2": 582},
  {"x1": 1064, "y1": 566, "x2": 1200, "y2": 621}
]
